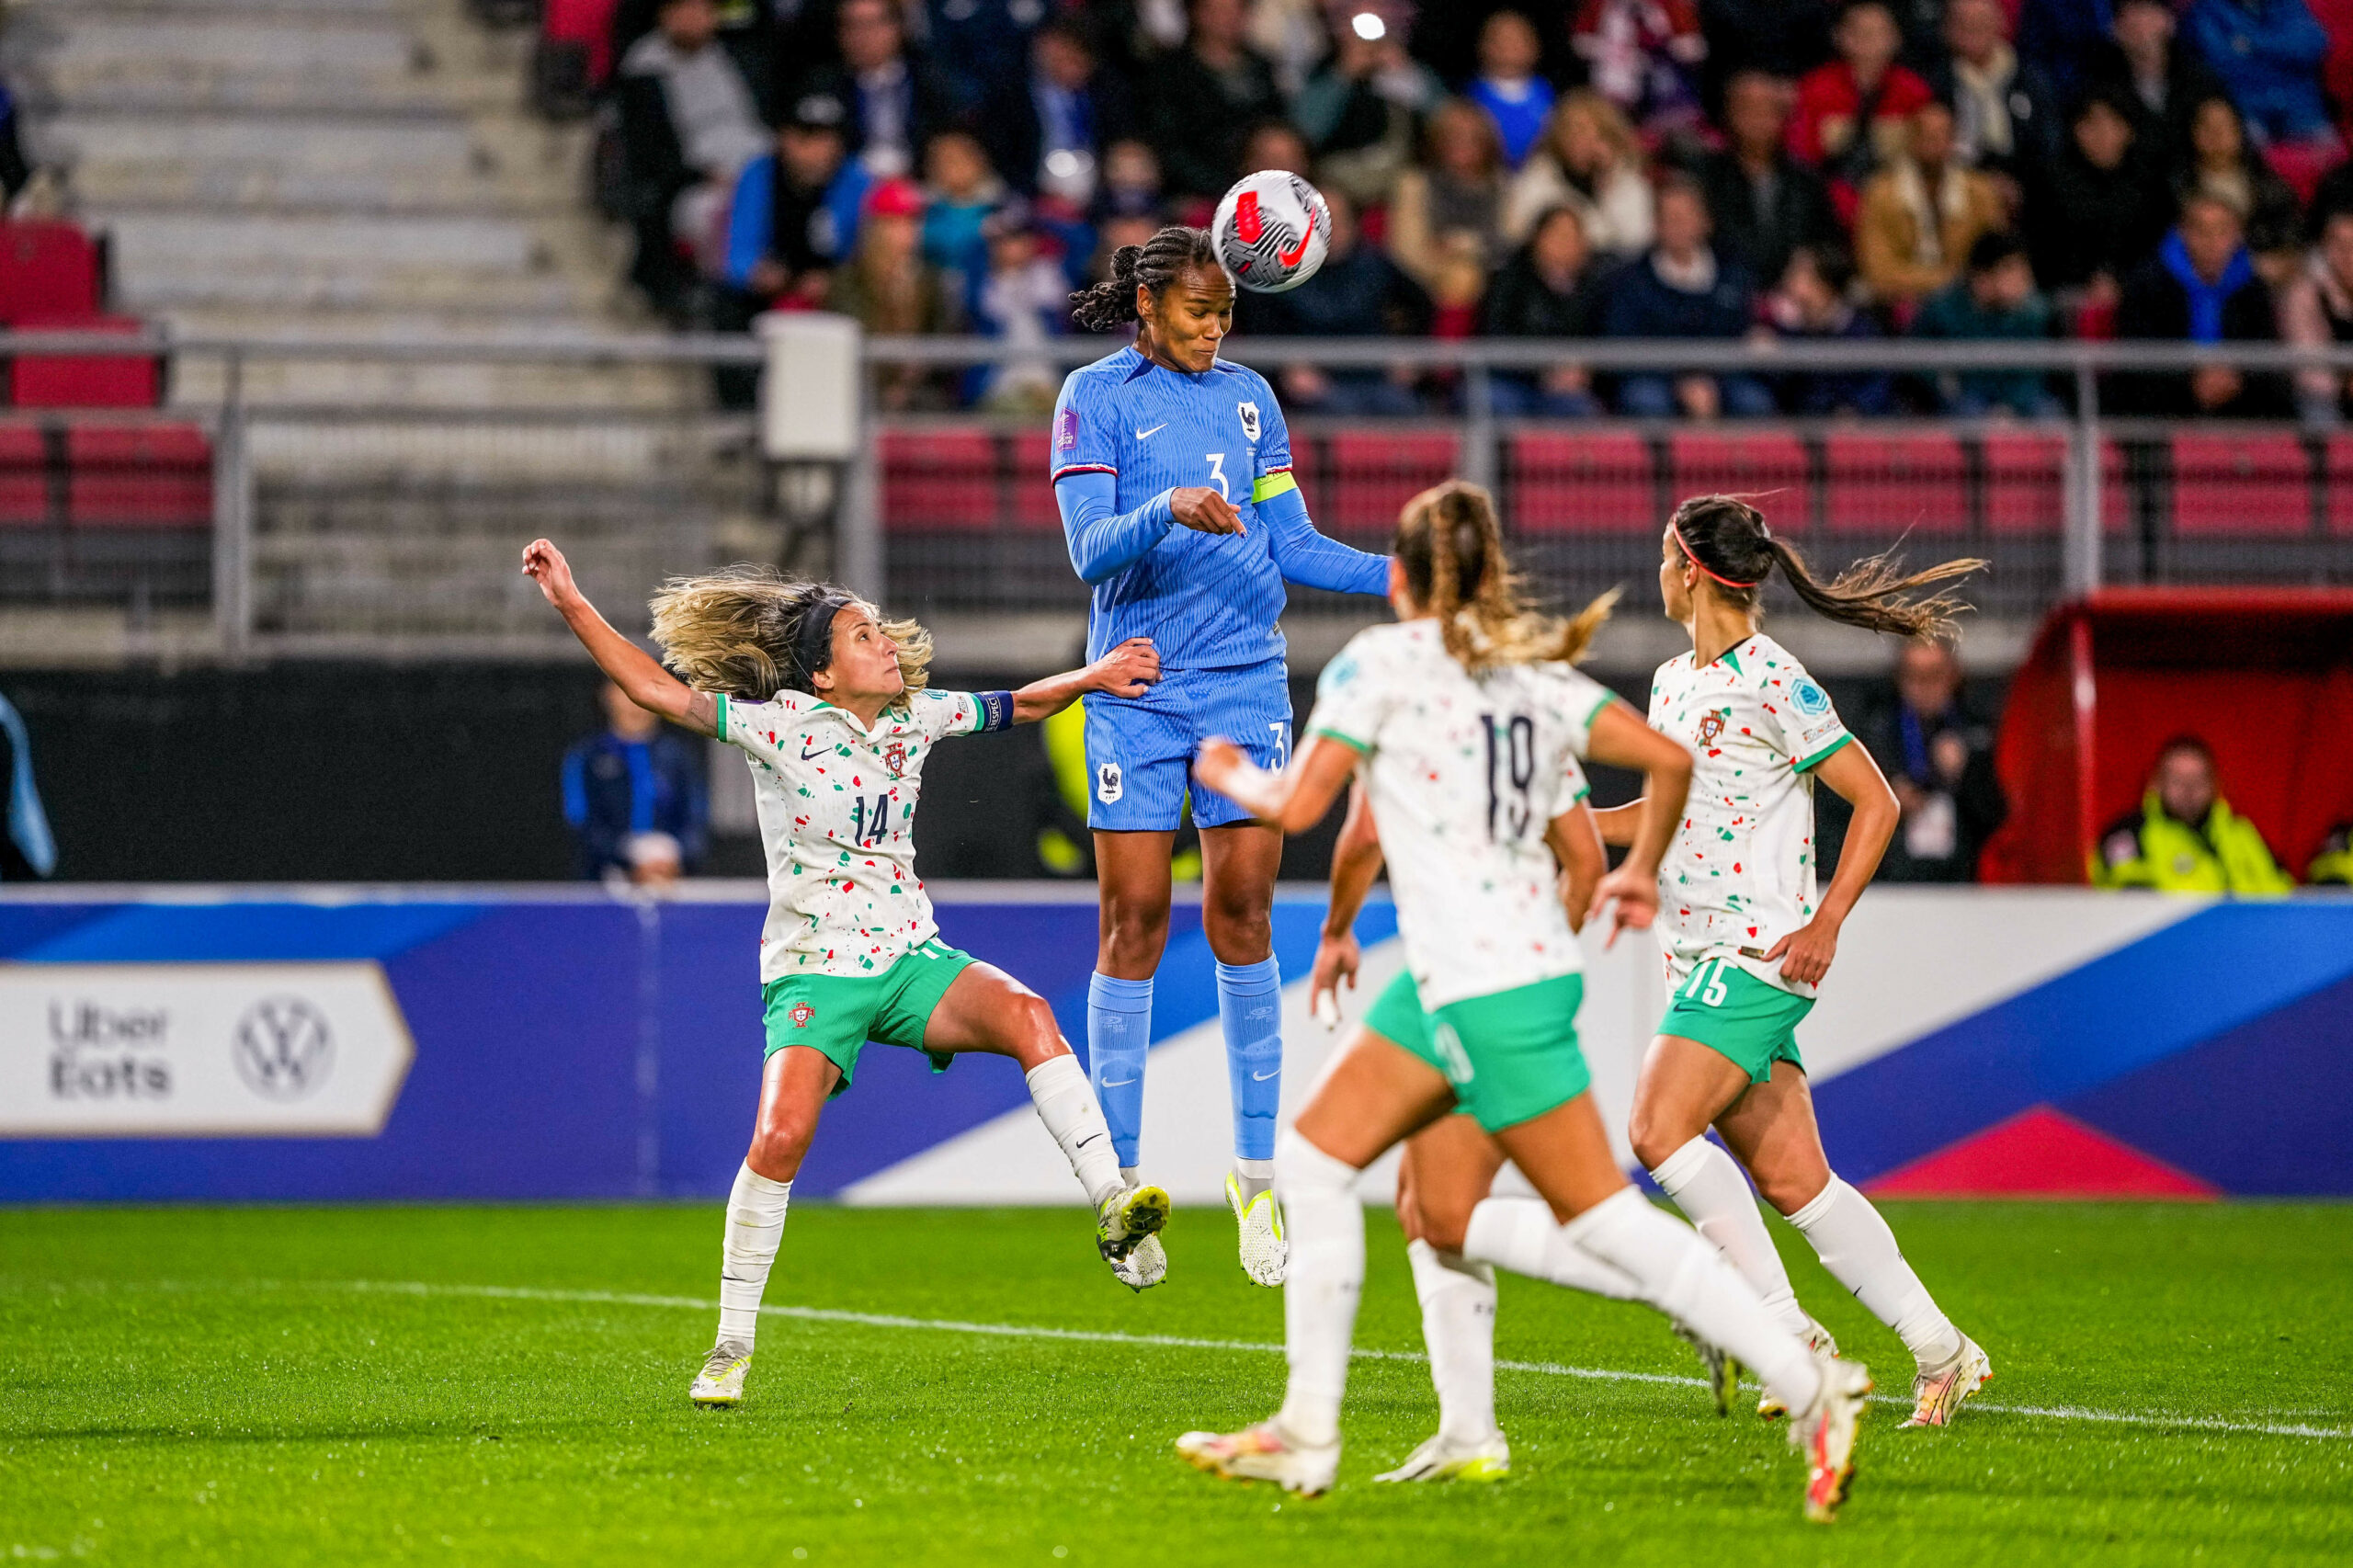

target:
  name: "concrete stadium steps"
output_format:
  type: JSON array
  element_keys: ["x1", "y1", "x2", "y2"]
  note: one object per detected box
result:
[
  {"x1": 245, "y1": 417, "x2": 733, "y2": 483},
  {"x1": 176, "y1": 357, "x2": 702, "y2": 415}
]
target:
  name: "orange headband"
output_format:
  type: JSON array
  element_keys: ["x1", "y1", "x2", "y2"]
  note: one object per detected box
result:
[{"x1": 1671, "y1": 517, "x2": 1766, "y2": 590}]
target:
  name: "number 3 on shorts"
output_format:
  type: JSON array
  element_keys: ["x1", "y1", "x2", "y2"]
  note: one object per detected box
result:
[{"x1": 1681, "y1": 959, "x2": 1730, "y2": 1008}]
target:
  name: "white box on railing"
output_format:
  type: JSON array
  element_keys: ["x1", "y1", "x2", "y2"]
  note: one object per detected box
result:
[{"x1": 756, "y1": 312, "x2": 861, "y2": 460}]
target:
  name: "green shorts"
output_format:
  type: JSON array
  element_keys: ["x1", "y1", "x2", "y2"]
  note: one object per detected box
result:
[
  {"x1": 760, "y1": 937, "x2": 975, "y2": 1096},
  {"x1": 1362, "y1": 969, "x2": 1591, "y2": 1133},
  {"x1": 1658, "y1": 957, "x2": 1811, "y2": 1085}
]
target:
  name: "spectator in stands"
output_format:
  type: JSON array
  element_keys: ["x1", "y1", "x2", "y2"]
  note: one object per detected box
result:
[
  {"x1": 1601, "y1": 175, "x2": 1774, "y2": 416},
  {"x1": 1912, "y1": 231, "x2": 2063, "y2": 417},
  {"x1": 2279, "y1": 209, "x2": 2353, "y2": 422},
  {"x1": 1503, "y1": 90, "x2": 1656, "y2": 258},
  {"x1": 792, "y1": 0, "x2": 962, "y2": 180},
  {"x1": 2305, "y1": 822, "x2": 2353, "y2": 883},
  {"x1": 615, "y1": 0, "x2": 775, "y2": 319},
  {"x1": 1240, "y1": 119, "x2": 1314, "y2": 180},
  {"x1": 1758, "y1": 241, "x2": 1897, "y2": 415},
  {"x1": 1688, "y1": 70, "x2": 1842, "y2": 287},
  {"x1": 2183, "y1": 0, "x2": 2341, "y2": 151},
  {"x1": 983, "y1": 17, "x2": 1138, "y2": 208},
  {"x1": 1855, "y1": 98, "x2": 2006, "y2": 308},
  {"x1": 1291, "y1": 2, "x2": 1444, "y2": 210},
  {"x1": 1466, "y1": 10, "x2": 1556, "y2": 168},
  {"x1": 718, "y1": 90, "x2": 870, "y2": 317},
  {"x1": 1856, "y1": 642, "x2": 2007, "y2": 882},
  {"x1": 1697, "y1": 0, "x2": 1839, "y2": 92},
  {"x1": 1788, "y1": 2, "x2": 1933, "y2": 208},
  {"x1": 1239, "y1": 187, "x2": 1431, "y2": 415},
  {"x1": 832, "y1": 177, "x2": 961, "y2": 409},
  {"x1": 1481, "y1": 206, "x2": 1608, "y2": 416},
  {"x1": 1929, "y1": 0, "x2": 2063, "y2": 199},
  {"x1": 1142, "y1": 0, "x2": 1285, "y2": 202},
  {"x1": 611, "y1": 0, "x2": 778, "y2": 117},
  {"x1": 2086, "y1": 0, "x2": 2232, "y2": 171},
  {"x1": 2092, "y1": 735, "x2": 2294, "y2": 892},
  {"x1": 920, "y1": 130, "x2": 1005, "y2": 295},
  {"x1": 2113, "y1": 191, "x2": 2294, "y2": 415},
  {"x1": 2026, "y1": 87, "x2": 2174, "y2": 300},
  {"x1": 563, "y1": 682, "x2": 707, "y2": 887},
  {"x1": 967, "y1": 204, "x2": 1070, "y2": 414},
  {"x1": 2174, "y1": 95, "x2": 2307, "y2": 269},
  {"x1": 0, "y1": 77, "x2": 29, "y2": 207},
  {"x1": 1390, "y1": 99, "x2": 1509, "y2": 300},
  {"x1": 1096, "y1": 138, "x2": 1165, "y2": 221},
  {"x1": 2019, "y1": 0, "x2": 2118, "y2": 107},
  {"x1": 1570, "y1": 0, "x2": 1711, "y2": 137},
  {"x1": 925, "y1": 0, "x2": 1049, "y2": 112}
]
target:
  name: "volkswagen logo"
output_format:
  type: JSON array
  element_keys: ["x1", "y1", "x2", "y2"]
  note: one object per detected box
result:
[{"x1": 233, "y1": 997, "x2": 335, "y2": 1100}]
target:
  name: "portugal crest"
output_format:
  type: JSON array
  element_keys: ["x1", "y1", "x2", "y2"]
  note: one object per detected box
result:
[
  {"x1": 1697, "y1": 711, "x2": 1726, "y2": 745},
  {"x1": 883, "y1": 740, "x2": 909, "y2": 776},
  {"x1": 1237, "y1": 401, "x2": 1261, "y2": 442},
  {"x1": 789, "y1": 1004, "x2": 815, "y2": 1028}
]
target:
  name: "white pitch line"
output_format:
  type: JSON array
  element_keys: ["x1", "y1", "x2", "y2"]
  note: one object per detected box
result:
[{"x1": 320, "y1": 1279, "x2": 2352, "y2": 1443}]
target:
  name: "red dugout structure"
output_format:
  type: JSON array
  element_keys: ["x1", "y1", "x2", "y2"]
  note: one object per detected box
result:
[{"x1": 1982, "y1": 590, "x2": 2353, "y2": 884}]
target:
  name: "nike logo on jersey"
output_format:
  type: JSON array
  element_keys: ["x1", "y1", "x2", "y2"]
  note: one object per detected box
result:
[
  {"x1": 801, "y1": 744, "x2": 830, "y2": 760},
  {"x1": 1135, "y1": 423, "x2": 1166, "y2": 439}
]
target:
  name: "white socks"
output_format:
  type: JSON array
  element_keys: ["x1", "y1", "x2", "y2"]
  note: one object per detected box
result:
[
  {"x1": 718, "y1": 1162, "x2": 792, "y2": 1347},
  {"x1": 1566, "y1": 1187, "x2": 1824, "y2": 1416},
  {"x1": 1272, "y1": 1128, "x2": 1363, "y2": 1449},
  {"x1": 1789, "y1": 1177, "x2": 1963, "y2": 1370},
  {"x1": 1462, "y1": 1195, "x2": 1642, "y2": 1301},
  {"x1": 1405, "y1": 1239, "x2": 1499, "y2": 1442},
  {"x1": 1024, "y1": 1054, "x2": 1127, "y2": 1211},
  {"x1": 1649, "y1": 1136, "x2": 1813, "y2": 1337},
  {"x1": 1233, "y1": 1155, "x2": 1275, "y2": 1204}
]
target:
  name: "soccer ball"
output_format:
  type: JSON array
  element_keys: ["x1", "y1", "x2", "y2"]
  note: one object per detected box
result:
[{"x1": 1212, "y1": 170, "x2": 1331, "y2": 294}]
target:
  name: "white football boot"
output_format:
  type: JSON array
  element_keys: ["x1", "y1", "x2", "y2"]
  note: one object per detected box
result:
[
  {"x1": 1176, "y1": 1419, "x2": 1339, "y2": 1495},
  {"x1": 1110, "y1": 1233, "x2": 1168, "y2": 1291},
  {"x1": 1901, "y1": 1335, "x2": 1993, "y2": 1428},
  {"x1": 1373, "y1": 1430, "x2": 1511, "y2": 1483},
  {"x1": 1226, "y1": 1172, "x2": 1288, "y2": 1287},
  {"x1": 689, "y1": 1340, "x2": 752, "y2": 1407},
  {"x1": 1789, "y1": 1348, "x2": 1873, "y2": 1523},
  {"x1": 1758, "y1": 1315, "x2": 1840, "y2": 1419},
  {"x1": 1098, "y1": 1182, "x2": 1171, "y2": 1290}
]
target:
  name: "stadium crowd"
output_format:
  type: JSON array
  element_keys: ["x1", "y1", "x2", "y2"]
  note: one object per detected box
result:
[{"x1": 597, "y1": 0, "x2": 2353, "y2": 417}]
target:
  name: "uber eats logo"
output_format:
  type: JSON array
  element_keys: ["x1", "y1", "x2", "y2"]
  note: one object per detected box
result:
[{"x1": 47, "y1": 998, "x2": 173, "y2": 1099}]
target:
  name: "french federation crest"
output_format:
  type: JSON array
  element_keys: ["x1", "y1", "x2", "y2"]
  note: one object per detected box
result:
[
  {"x1": 883, "y1": 740, "x2": 909, "y2": 776},
  {"x1": 1237, "y1": 401, "x2": 1261, "y2": 441}
]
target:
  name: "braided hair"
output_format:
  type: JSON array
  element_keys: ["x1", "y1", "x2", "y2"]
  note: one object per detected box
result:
[
  {"x1": 647, "y1": 565, "x2": 935, "y2": 701},
  {"x1": 1665, "y1": 494, "x2": 1985, "y2": 640},
  {"x1": 1395, "y1": 481, "x2": 1616, "y2": 674},
  {"x1": 1069, "y1": 224, "x2": 1223, "y2": 332}
]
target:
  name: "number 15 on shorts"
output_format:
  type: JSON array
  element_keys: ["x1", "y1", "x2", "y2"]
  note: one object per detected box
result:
[{"x1": 1679, "y1": 959, "x2": 1732, "y2": 1007}]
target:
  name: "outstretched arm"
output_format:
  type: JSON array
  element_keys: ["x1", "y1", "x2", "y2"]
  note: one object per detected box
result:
[
  {"x1": 522, "y1": 539, "x2": 717, "y2": 737},
  {"x1": 1256, "y1": 477, "x2": 1392, "y2": 597},
  {"x1": 1009, "y1": 637, "x2": 1161, "y2": 723},
  {"x1": 1192, "y1": 732, "x2": 1358, "y2": 835}
]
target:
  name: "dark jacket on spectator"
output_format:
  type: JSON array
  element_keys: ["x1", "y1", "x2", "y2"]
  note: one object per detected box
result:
[
  {"x1": 790, "y1": 56, "x2": 965, "y2": 175},
  {"x1": 1767, "y1": 305, "x2": 1897, "y2": 415},
  {"x1": 2173, "y1": 156, "x2": 2306, "y2": 257},
  {"x1": 1141, "y1": 42, "x2": 1282, "y2": 199},
  {"x1": 2018, "y1": 0, "x2": 2115, "y2": 106},
  {"x1": 1599, "y1": 250, "x2": 1756, "y2": 338},
  {"x1": 1240, "y1": 244, "x2": 1431, "y2": 339},
  {"x1": 1695, "y1": 0, "x2": 1837, "y2": 92},
  {"x1": 1688, "y1": 146, "x2": 1842, "y2": 286},
  {"x1": 1481, "y1": 251, "x2": 1611, "y2": 338},
  {"x1": 1853, "y1": 691, "x2": 2007, "y2": 882},
  {"x1": 2026, "y1": 138, "x2": 2175, "y2": 288},
  {"x1": 2084, "y1": 36, "x2": 2233, "y2": 170},
  {"x1": 2110, "y1": 234, "x2": 2293, "y2": 414},
  {"x1": 1911, "y1": 278, "x2": 2059, "y2": 414},
  {"x1": 982, "y1": 65, "x2": 1138, "y2": 199},
  {"x1": 562, "y1": 728, "x2": 708, "y2": 881},
  {"x1": 1926, "y1": 51, "x2": 2066, "y2": 186}
]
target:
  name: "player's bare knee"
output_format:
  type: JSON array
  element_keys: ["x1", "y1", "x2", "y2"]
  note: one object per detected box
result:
[
  {"x1": 1756, "y1": 1165, "x2": 1829, "y2": 1217},
  {"x1": 1418, "y1": 1199, "x2": 1473, "y2": 1255},
  {"x1": 1008, "y1": 994, "x2": 1068, "y2": 1069},
  {"x1": 1098, "y1": 903, "x2": 1169, "y2": 973},
  {"x1": 1201, "y1": 903, "x2": 1271, "y2": 965},
  {"x1": 1627, "y1": 1114, "x2": 1681, "y2": 1176}
]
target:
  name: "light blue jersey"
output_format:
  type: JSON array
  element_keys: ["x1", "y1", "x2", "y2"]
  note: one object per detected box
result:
[{"x1": 1051, "y1": 346, "x2": 1389, "y2": 669}]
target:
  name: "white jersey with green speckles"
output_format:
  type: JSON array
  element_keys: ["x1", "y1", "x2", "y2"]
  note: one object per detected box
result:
[
  {"x1": 1306, "y1": 619, "x2": 1611, "y2": 1010},
  {"x1": 1646, "y1": 633, "x2": 1853, "y2": 999},
  {"x1": 716, "y1": 687, "x2": 985, "y2": 983}
]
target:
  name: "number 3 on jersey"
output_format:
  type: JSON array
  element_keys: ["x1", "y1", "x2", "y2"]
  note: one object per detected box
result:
[{"x1": 1205, "y1": 451, "x2": 1228, "y2": 500}]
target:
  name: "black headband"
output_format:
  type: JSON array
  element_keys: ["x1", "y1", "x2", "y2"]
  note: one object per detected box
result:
[{"x1": 792, "y1": 593, "x2": 853, "y2": 687}]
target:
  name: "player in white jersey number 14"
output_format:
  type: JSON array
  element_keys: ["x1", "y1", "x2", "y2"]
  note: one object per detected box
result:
[{"x1": 522, "y1": 540, "x2": 1174, "y2": 1410}]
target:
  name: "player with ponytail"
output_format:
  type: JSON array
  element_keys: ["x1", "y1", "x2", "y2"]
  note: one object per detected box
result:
[
  {"x1": 1051, "y1": 222, "x2": 1393, "y2": 1291},
  {"x1": 1599, "y1": 494, "x2": 1995, "y2": 1430}
]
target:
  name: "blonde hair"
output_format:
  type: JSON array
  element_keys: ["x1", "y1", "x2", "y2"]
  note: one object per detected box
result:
[
  {"x1": 1395, "y1": 481, "x2": 1616, "y2": 673},
  {"x1": 1549, "y1": 89, "x2": 1639, "y2": 172},
  {"x1": 646, "y1": 564, "x2": 934, "y2": 701}
]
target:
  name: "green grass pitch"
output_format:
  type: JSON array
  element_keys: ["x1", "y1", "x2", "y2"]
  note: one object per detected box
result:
[{"x1": 3, "y1": 1201, "x2": 2349, "y2": 1565}]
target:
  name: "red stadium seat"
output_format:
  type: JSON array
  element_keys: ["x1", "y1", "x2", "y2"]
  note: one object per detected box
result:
[
  {"x1": 1981, "y1": 432, "x2": 2126, "y2": 535},
  {"x1": 1665, "y1": 430, "x2": 1810, "y2": 534},
  {"x1": 0, "y1": 222, "x2": 102, "y2": 321},
  {"x1": 1009, "y1": 429, "x2": 1063, "y2": 532},
  {"x1": 64, "y1": 424, "x2": 212, "y2": 528},
  {"x1": 1822, "y1": 432, "x2": 1968, "y2": 534},
  {"x1": 6, "y1": 314, "x2": 161, "y2": 408},
  {"x1": 2169, "y1": 433, "x2": 2312, "y2": 537},
  {"x1": 881, "y1": 427, "x2": 1000, "y2": 532},
  {"x1": 1508, "y1": 431, "x2": 1654, "y2": 533},
  {"x1": 2325, "y1": 437, "x2": 2353, "y2": 537},
  {"x1": 1327, "y1": 429, "x2": 1460, "y2": 532},
  {"x1": 0, "y1": 424, "x2": 50, "y2": 526}
]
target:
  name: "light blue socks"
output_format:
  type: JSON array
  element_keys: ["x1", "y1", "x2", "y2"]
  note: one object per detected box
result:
[
  {"x1": 1217, "y1": 955, "x2": 1283, "y2": 1174},
  {"x1": 1086, "y1": 971, "x2": 1152, "y2": 1173}
]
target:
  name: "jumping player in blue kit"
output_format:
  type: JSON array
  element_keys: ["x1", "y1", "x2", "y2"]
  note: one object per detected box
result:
[{"x1": 1052, "y1": 224, "x2": 1391, "y2": 1290}]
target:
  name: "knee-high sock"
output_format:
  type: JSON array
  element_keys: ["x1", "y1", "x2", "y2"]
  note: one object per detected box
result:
[
  {"x1": 1649, "y1": 1136, "x2": 1812, "y2": 1337},
  {"x1": 1461, "y1": 1195, "x2": 1642, "y2": 1301},
  {"x1": 1788, "y1": 1176, "x2": 1962, "y2": 1370},
  {"x1": 718, "y1": 1162, "x2": 791, "y2": 1348},
  {"x1": 1406, "y1": 1239, "x2": 1499, "y2": 1442},
  {"x1": 1273, "y1": 1128, "x2": 1363, "y2": 1448},
  {"x1": 1217, "y1": 956, "x2": 1283, "y2": 1178},
  {"x1": 1086, "y1": 972, "x2": 1152, "y2": 1173},
  {"x1": 1026, "y1": 1054, "x2": 1126, "y2": 1211}
]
